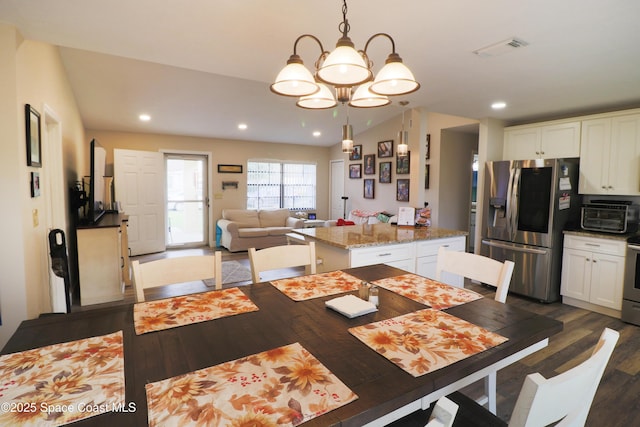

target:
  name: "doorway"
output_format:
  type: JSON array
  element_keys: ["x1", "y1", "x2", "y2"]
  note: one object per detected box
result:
[{"x1": 165, "y1": 154, "x2": 208, "y2": 247}]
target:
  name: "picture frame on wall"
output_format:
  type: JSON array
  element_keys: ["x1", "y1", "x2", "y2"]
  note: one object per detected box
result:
[
  {"x1": 397, "y1": 179, "x2": 410, "y2": 202},
  {"x1": 30, "y1": 171, "x2": 40, "y2": 197},
  {"x1": 217, "y1": 164, "x2": 243, "y2": 173},
  {"x1": 364, "y1": 179, "x2": 375, "y2": 199},
  {"x1": 25, "y1": 104, "x2": 42, "y2": 167},
  {"x1": 425, "y1": 165, "x2": 430, "y2": 189},
  {"x1": 349, "y1": 145, "x2": 362, "y2": 161},
  {"x1": 377, "y1": 140, "x2": 393, "y2": 158},
  {"x1": 349, "y1": 164, "x2": 362, "y2": 179},
  {"x1": 379, "y1": 161, "x2": 391, "y2": 183},
  {"x1": 396, "y1": 151, "x2": 410, "y2": 174},
  {"x1": 364, "y1": 154, "x2": 375, "y2": 175},
  {"x1": 425, "y1": 134, "x2": 431, "y2": 160}
]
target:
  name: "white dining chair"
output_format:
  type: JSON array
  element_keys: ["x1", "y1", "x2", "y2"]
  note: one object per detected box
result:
[
  {"x1": 443, "y1": 327, "x2": 619, "y2": 427},
  {"x1": 435, "y1": 246, "x2": 515, "y2": 414},
  {"x1": 248, "y1": 242, "x2": 316, "y2": 283},
  {"x1": 131, "y1": 252, "x2": 222, "y2": 302}
]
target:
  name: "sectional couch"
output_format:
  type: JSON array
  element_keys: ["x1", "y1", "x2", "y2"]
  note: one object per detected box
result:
[{"x1": 217, "y1": 208, "x2": 304, "y2": 252}]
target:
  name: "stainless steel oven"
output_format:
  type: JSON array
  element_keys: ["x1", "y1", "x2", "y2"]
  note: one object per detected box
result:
[{"x1": 622, "y1": 235, "x2": 640, "y2": 325}]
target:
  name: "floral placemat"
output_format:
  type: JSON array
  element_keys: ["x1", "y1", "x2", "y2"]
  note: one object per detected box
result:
[
  {"x1": 372, "y1": 273, "x2": 483, "y2": 310},
  {"x1": 145, "y1": 342, "x2": 358, "y2": 426},
  {"x1": 270, "y1": 270, "x2": 363, "y2": 301},
  {"x1": 134, "y1": 287, "x2": 259, "y2": 335},
  {"x1": 349, "y1": 309, "x2": 508, "y2": 377},
  {"x1": 0, "y1": 331, "x2": 125, "y2": 426}
]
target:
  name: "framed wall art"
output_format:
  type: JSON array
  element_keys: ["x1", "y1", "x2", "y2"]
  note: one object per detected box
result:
[
  {"x1": 349, "y1": 145, "x2": 362, "y2": 161},
  {"x1": 25, "y1": 104, "x2": 42, "y2": 167},
  {"x1": 349, "y1": 164, "x2": 362, "y2": 179},
  {"x1": 30, "y1": 171, "x2": 40, "y2": 197},
  {"x1": 217, "y1": 164, "x2": 243, "y2": 173},
  {"x1": 396, "y1": 151, "x2": 410, "y2": 174},
  {"x1": 377, "y1": 140, "x2": 393, "y2": 158},
  {"x1": 364, "y1": 154, "x2": 376, "y2": 175},
  {"x1": 425, "y1": 134, "x2": 431, "y2": 160},
  {"x1": 425, "y1": 164, "x2": 430, "y2": 189},
  {"x1": 364, "y1": 179, "x2": 375, "y2": 199},
  {"x1": 379, "y1": 161, "x2": 391, "y2": 183},
  {"x1": 397, "y1": 179, "x2": 410, "y2": 202}
]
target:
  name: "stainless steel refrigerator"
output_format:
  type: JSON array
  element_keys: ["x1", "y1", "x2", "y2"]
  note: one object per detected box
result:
[{"x1": 480, "y1": 158, "x2": 581, "y2": 302}]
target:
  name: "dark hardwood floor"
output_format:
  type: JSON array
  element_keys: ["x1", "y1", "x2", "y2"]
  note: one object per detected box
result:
[{"x1": 72, "y1": 246, "x2": 640, "y2": 426}]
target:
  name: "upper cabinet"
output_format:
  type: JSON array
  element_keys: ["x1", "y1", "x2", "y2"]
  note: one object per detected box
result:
[
  {"x1": 504, "y1": 121, "x2": 581, "y2": 160},
  {"x1": 578, "y1": 113, "x2": 640, "y2": 195}
]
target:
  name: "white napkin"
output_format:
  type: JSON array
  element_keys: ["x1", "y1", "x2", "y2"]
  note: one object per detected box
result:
[{"x1": 325, "y1": 294, "x2": 378, "y2": 318}]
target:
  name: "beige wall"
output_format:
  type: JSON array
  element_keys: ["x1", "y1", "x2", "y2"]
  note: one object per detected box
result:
[
  {"x1": 88, "y1": 130, "x2": 332, "y2": 237},
  {"x1": 0, "y1": 27, "x2": 86, "y2": 348}
]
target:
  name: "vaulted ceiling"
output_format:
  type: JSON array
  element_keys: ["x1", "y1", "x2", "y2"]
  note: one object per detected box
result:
[{"x1": 2, "y1": 0, "x2": 639, "y2": 145}]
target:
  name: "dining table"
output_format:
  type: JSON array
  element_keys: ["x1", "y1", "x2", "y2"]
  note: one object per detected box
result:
[{"x1": 0, "y1": 264, "x2": 562, "y2": 427}]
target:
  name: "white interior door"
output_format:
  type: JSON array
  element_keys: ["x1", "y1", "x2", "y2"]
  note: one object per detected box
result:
[
  {"x1": 330, "y1": 159, "x2": 345, "y2": 220},
  {"x1": 114, "y1": 149, "x2": 165, "y2": 256}
]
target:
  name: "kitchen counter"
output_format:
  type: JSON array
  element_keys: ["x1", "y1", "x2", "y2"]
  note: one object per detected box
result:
[
  {"x1": 293, "y1": 223, "x2": 468, "y2": 249},
  {"x1": 563, "y1": 229, "x2": 637, "y2": 242}
]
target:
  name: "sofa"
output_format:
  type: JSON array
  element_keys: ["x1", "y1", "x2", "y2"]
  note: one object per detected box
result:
[{"x1": 217, "y1": 208, "x2": 304, "y2": 252}]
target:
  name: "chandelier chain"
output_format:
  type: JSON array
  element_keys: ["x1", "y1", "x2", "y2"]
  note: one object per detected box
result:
[{"x1": 339, "y1": 0, "x2": 350, "y2": 37}]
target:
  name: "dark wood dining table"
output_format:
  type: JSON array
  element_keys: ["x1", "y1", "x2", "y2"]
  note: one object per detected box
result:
[{"x1": 1, "y1": 264, "x2": 562, "y2": 426}]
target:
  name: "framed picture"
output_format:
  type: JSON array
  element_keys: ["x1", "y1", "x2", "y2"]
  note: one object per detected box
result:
[
  {"x1": 397, "y1": 179, "x2": 410, "y2": 202},
  {"x1": 349, "y1": 163, "x2": 362, "y2": 179},
  {"x1": 425, "y1": 164, "x2": 430, "y2": 189},
  {"x1": 364, "y1": 179, "x2": 375, "y2": 199},
  {"x1": 25, "y1": 104, "x2": 42, "y2": 167},
  {"x1": 396, "y1": 151, "x2": 410, "y2": 174},
  {"x1": 217, "y1": 164, "x2": 243, "y2": 173},
  {"x1": 425, "y1": 134, "x2": 431, "y2": 160},
  {"x1": 378, "y1": 140, "x2": 393, "y2": 158},
  {"x1": 30, "y1": 171, "x2": 40, "y2": 197},
  {"x1": 364, "y1": 154, "x2": 376, "y2": 175},
  {"x1": 349, "y1": 144, "x2": 362, "y2": 161},
  {"x1": 379, "y1": 161, "x2": 392, "y2": 183}
]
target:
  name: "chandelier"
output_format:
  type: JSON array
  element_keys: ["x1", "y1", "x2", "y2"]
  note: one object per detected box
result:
[{"x1": 270, "y1": 0, "x2": 420, "y2": 110}]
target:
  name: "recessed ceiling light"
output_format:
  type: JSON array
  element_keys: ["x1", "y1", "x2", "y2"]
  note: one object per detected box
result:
[
  {"x1": 238, "y1": 123, "x2": 248, "y2": 130},
  {"x1": 491, "y1": 102, "x2": 507, "y2": 110},
  {"x1": 313, "y1": 131, "x2": 321, "y2": 137},
  {"x1": 139, "y1": 114, "x2": 151, "y2": 121}
]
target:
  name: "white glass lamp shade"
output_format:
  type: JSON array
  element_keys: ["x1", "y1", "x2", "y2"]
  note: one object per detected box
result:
[
  {"x1": 270, "y1": 62, "x2": 319, "y2": 97},
  {"x1": 317, "y1": 45, "x2": 372, "y2": 86},
  {"x1": 370, "y1": 61, "x2": 420, "y2": 96},
  {"x1": 349, "y1": 82, "x2": 390, "y2": 108},
  {"x1": 397, "y1": 130, "x2": 409, "y2": 157},
  {"x1": 341, "y1": 124, "x2": 354, "y2": 153},
  {"x1": 297, "y1": 83, "x2": 337, "y2": 109}
]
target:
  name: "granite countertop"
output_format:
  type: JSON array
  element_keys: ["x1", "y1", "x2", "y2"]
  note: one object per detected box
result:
[
  {"x1": 293, "y1": 223, "x2": 468, "y2": 249},
  {"x1": 563, "y1": 228, "x2": 637, "y2": 241}
]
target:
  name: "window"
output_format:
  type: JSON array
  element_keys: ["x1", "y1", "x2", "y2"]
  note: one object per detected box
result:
[{"x1": 247, "y1": 161, "x2": 316, "y2": 210}]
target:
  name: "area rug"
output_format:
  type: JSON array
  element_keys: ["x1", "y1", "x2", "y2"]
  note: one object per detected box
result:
[
  {"x1": 134, "y1": 287, "x2": 259, "y2": 335},
  {"x1": 372, "y1": 273, "x2": 483, "y2": 310},
  {"x1": 349, "y1": 309, "x2": 508, "y2": 377},
  {"x1": 270, "y1": 270, "x2": 363, "y2": 301},
  {"x1": 204, "y1": 260, "x2": 253, "y2": 287},
  {"x1": 0, "y1": 331, "x2": 125, "y2": 426},
  {"x1": 145, "y1": 342, "x2": 358, "y2": 426}
]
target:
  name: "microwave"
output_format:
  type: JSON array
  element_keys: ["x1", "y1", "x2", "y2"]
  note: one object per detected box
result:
[{"x1": 581, "y1": 201, "x2": 639, "y2": 234}]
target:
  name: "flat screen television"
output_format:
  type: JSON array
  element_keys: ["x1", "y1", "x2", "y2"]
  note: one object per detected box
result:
[{"x1": 88, "y1": 139, "x2": 107, "y2": 224}]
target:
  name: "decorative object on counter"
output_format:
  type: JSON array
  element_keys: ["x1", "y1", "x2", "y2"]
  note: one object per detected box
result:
[
  {"x1": 364, "y1": 178, "x2": 375, "y2": 199},
  {"x1": 415, "y1": 205, "x2": 431, "y2": 227},
  {"x1": 364, "y1": 153, "x2": 375, "y2": 174},
  {"x1": 379, "y1": 161, "x2": 391, "y2": 183},
  {"x1": 217, "y1": 164, "x2": 243, "y2": 173},
  {"x1": 25, "y1": 104, "x2": 42, "y2": 167},
  {"x1": 378, "y1": 139, "x2": 393, "y2": 158},
  {"x1": 397, "y1": 178, "x2": 410, "y2": 201},
  {"x1": 349, "y1": 163, "x2": 362, "y2": 178},
  {"x1": 397, "y1": 206, "x2": 416, "y2": 226}
]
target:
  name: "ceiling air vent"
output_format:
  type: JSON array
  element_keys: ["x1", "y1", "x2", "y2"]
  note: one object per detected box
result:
[{"x1": 473, "y1": 38, "x2": 529, "y2": 58}]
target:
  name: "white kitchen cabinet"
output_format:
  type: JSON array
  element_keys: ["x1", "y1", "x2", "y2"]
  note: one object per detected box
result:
[
  {"x1": 579, "y1": 113, "x2": 640, "y2": 195},
  {"x1": 503, "y1": 121, "x2": 581, "y2": 160},
  {"x1": 351, "y1": 243, "x2": 416, "y2": 272},
  {"x1": 560, "y1": 234, "x2": 625, "y2": 317},
  {"x1": 415, "y1": 236, "x2": 466, "y2": 287}
]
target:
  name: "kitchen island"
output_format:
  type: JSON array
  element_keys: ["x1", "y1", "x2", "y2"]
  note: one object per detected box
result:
[{"x1": 293, "y1": 223, "x2": 467, "y2": 285}]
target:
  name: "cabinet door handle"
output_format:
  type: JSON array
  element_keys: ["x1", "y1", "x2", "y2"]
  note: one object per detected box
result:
[
  {"x1": 586, "y1": 258, "x2": 590, "y2": 262},
  {"x1": 378, "y1": 253, "x2": 392, "y2": 257},
  {"x1": 585, "y1": 243, "x2": 600, "y2": 247}
]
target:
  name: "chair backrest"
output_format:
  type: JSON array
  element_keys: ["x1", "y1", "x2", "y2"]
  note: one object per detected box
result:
[
  {"x1": 509, "y1": 327, "x2": 619, "y2": 427},
  {"x1": 435, "y1": 247, "x2": 515, "y2": 303},
  {"x1": 248, "y1": 242, "x2": 316, "y2": 283},
  {"x1": 131, "y1": 252, "x2": 222, "y2": 302}
]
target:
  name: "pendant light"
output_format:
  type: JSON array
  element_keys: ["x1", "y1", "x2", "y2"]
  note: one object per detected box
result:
[
  {"x1": 397, "y1": 101, "x2": 409, "y2": 157},
  {"x1": 341, "y1": 109, "x2": 354, "y2": 154}
]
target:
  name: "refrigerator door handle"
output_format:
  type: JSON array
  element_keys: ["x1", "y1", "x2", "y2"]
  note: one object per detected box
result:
[
  {"x1": 510, "y1": 166, "x2": 521, "y2": 240},
  {"x1": 506, "y1": 164, "x2": 516, "y2": 237},
  {"x1": 481, "y1": 239, "x2": 548, "y2": 255}
]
